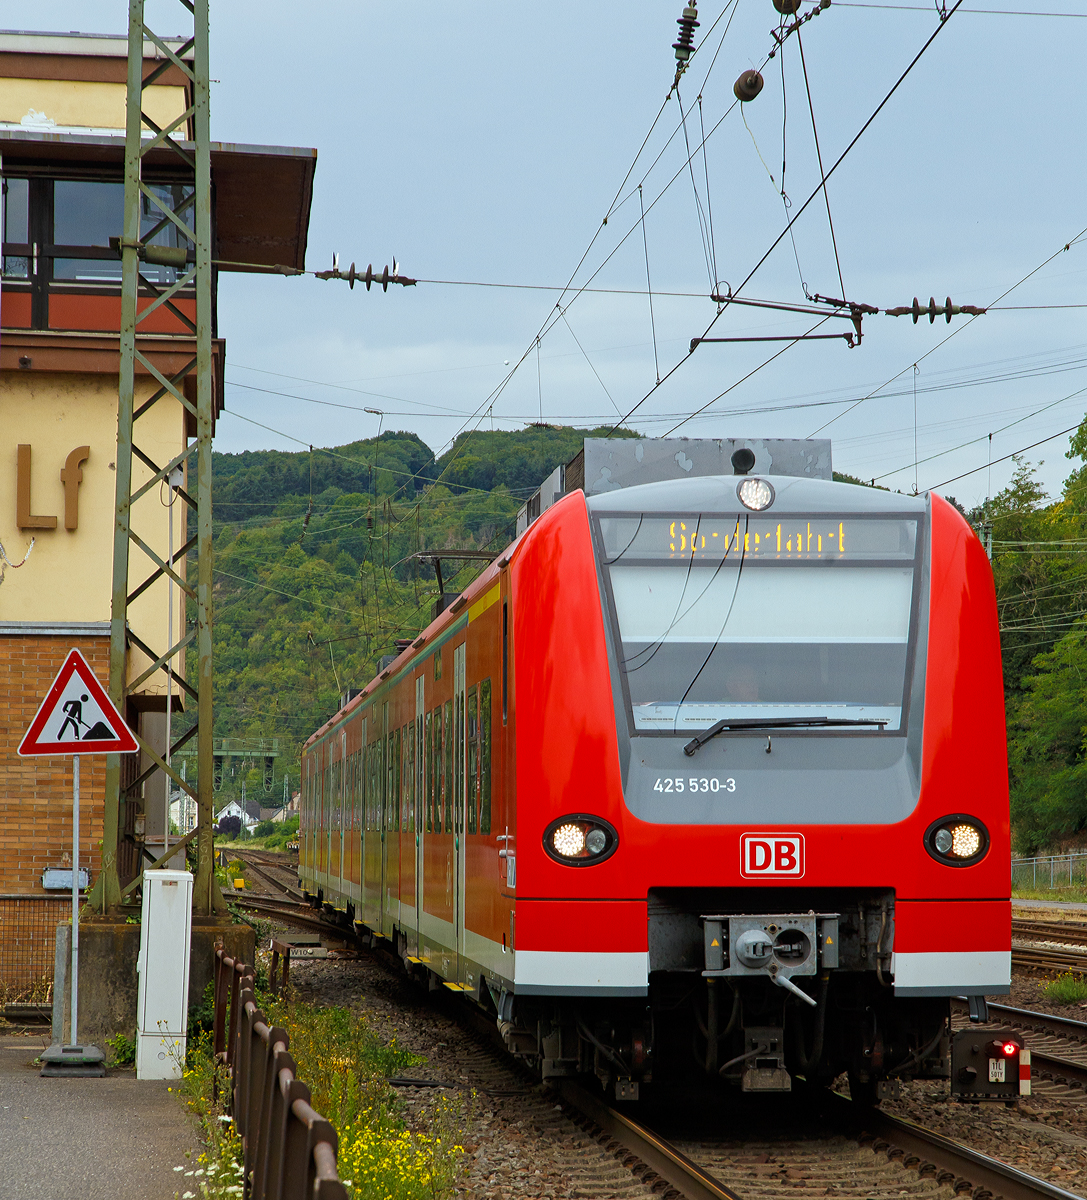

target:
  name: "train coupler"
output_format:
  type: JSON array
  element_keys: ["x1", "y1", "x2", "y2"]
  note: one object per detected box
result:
[{"x1": 702, "y1": 913, "x2": 839, "y2": 994}]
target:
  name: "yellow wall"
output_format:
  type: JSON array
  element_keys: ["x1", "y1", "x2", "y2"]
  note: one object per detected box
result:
[
  {"x1": 0, "y1": 372, "x2": 187, "y2": 700},
  {"x1": 0, "y1": 78, "x2": 187, "y2": 133}
]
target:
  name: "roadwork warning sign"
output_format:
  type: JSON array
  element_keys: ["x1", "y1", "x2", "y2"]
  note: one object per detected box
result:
[{"x1": 18, "y1": 648, "x2": 138, "y2": 756}]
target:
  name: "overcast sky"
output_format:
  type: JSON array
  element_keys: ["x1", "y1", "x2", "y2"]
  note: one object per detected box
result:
[{"x1": 28, "y1": 1, "x2": 1087, "y2": 506}]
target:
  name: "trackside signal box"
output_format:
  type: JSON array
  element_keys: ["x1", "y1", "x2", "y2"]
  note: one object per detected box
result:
[
  {"x1": 136, "y1": 869, "x2": 193, "y2": 1080},
  {"x1": 951, "y1": 1027, "x2": 1030, "y2": 1101}
]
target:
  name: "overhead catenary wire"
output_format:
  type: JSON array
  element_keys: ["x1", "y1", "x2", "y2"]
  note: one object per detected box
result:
[
  {"x1": 810, "y1": 225, "x2": 1087, "y2": 438},
  {"x1": 613, "y1": 0, "x2": 966, "y2": 434},
  {"x1": 795, "y1": 24, "x2": 846, "y2": 299},
  {"x1": 638, "y1": 185, "x2": 662, "y2": 384}
]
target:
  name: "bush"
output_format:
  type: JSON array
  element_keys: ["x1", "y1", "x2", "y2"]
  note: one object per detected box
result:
[
  {"x1": 255, "y1": 820, "x2": 276, "y2": 837},
  {"x1": 176, "y1": 995, "x2": 465, "y2": 1199},
  {"x1": 1043, "y1": 971, "x2": 1087, "y2": 1005},
  {"x1": 106, "y1": 1031, "x2": 135, "y2": 1067},
  {"x1": 216, "y1": 814, "x2": 241, "y2": 838}
]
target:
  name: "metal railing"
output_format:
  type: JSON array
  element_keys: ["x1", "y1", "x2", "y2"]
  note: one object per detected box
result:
[
  {"x1": 1012, "y1": 852, "x2": 1087, "y2": 892},
  {"x1": 213, "y1": 948, "x2": 346, "y2": 1199},
  {"x1": 0, "y1": 897, "x2": 71, "y2": 997}
]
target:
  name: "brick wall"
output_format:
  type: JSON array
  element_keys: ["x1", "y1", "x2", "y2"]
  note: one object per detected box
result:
[{"x1": 0, "y1": 636, "x2": 109, "y2": 894}]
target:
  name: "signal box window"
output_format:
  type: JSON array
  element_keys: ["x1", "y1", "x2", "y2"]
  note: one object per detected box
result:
[{"x1": 1, "y1": 175, "x2": 194, "y2": 330}]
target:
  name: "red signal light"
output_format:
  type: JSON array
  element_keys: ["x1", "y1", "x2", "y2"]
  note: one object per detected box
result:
[{"x1": 1003, "y1": 1041, "x2": 1019, "y2": 1057}]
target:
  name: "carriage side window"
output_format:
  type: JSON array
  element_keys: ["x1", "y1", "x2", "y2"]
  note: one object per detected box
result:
[
  {"x1": 430, "y1": 706, "x2": 438, "y2": 833},
  {"x1": 392, "y1": 727, "x2": 402, "y2": 832},
  {"x1": 434, "y1": 649, "x2": 442, "y2": 681},
  {"x1": 454, "y1": 688, "x2": 464, "y2": 832},
  {"x1": 443, "y1": 699, "x2": 454, "y2": 831},
  {"x1": 480, "y1": 678, "x2": 492, "y2": 835},
  {"x1": 404, "y1": 723, "x2": 410, "y2": 831},
  {"x1": 467, "y1": 687, "x2": 479, "y2": 835},
  {"x1": 369, "y1": 739, "x2": 375, "y2": 832},
  {"x1": 424, "y1": 710, "x2": 433, "y2": 832},
  {"x1": 325, "y1": 760, "x2": 332, "y2": 833}
]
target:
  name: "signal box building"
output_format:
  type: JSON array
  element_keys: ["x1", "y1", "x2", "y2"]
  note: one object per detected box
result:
[{"x1": 0, "y1": 30, "x2": 315, "y2": 993}]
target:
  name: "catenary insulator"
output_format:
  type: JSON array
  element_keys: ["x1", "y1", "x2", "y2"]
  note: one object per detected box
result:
[
  {"x1": 773, "y1": 0, "x2": 802, "y2": 13},
  {"x1": 673, "y1": 4, "x2": 700, "y2": 65},
  {"x1": 734, "y1": 70, "x2": 765, "y2": 102}
]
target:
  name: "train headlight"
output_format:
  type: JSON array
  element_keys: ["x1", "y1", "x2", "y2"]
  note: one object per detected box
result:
[
  {"x1": 543, "y1": 816, "x2": 618, "y2": 866},
  {"x1": 552, "y1": 824, "x2": 585, "y2": 857},
  {"x1": 737, "y1": 477, "x2": 774, "y2": 511},
  {"x1": 924, "y1": 815, "x2": 989, "y2": 866}
]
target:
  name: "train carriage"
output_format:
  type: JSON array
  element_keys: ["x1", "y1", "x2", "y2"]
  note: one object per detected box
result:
[{"x1": 300, "y1": 438, "x2": 1010, "y2": 1101}]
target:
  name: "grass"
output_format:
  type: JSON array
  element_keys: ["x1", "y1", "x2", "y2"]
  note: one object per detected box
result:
[
  {"x1": 1013, "y1": 887, "x2": 1087, "y2": 904},
  {"x1": 177, "y1": 985, "x2": 466, "y2": 1199},
  {"x1": 1042, "y1": 971, "x2": 1087, "y2": 1005}
]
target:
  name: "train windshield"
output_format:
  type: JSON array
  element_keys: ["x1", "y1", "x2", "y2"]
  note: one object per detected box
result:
[{"x1": 597, "y1": 513, "x2": 919, "y2": 734}]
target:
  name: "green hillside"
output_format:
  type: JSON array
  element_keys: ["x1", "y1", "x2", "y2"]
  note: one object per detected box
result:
[{"x1": 198, "y1": 425, "x2": 637, "y2": 756}]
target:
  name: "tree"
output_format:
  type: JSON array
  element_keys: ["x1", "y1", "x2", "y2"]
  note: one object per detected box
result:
[{"x1": 217, "y1": 814, "x2": 241, "y2": 838}]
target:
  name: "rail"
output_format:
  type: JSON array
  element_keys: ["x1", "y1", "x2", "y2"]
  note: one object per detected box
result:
[
  {"x1": 1013, "y1": 851, "x2": 1087, "y2": 892},
  {"x1": 213, "y1": 947, "x2": 347, "y2": 1200},
  {"x1": 557, "y1": 1078, "x2": 1081, "y2": 1200}
]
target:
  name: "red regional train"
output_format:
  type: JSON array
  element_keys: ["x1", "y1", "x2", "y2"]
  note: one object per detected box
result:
[{"x1": 299, "y1": 445, "x2": 1011, "y2": 1101}]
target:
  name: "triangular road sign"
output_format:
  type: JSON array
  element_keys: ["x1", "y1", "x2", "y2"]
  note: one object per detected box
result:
[{"x1": 18, "y1": 649, "x2": 138, "y2": 756}]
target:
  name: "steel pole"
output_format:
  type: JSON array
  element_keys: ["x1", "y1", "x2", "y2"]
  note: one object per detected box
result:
[
  {"x1": 192, "y1": 0, "x2": 224, "y2": 913},
  {"x1": 92, "y1": 0, "x2": 147, "y2": 915},
  {"x1": 71, "y1": 755, "x2": 80, "y2": 1044}
]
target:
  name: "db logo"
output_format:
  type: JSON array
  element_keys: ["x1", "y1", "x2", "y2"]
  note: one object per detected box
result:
[{"x1": 740, "y1": 833, "x2": 805, "y2": 878}]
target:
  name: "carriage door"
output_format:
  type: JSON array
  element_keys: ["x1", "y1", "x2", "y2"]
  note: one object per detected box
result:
[
  {"x1": 414, "y1": 675, "x2": 425, "y2": 955},
  {"x1": 453, "y1": 644, "x2": 467, "y2": 977}
]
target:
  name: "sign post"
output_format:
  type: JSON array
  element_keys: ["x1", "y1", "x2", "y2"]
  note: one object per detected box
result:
[{"x1": 19, "y1": 648, "x2": 138, "y2": 1077}]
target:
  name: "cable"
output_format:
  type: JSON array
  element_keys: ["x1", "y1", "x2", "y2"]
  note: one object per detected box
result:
[
  {"x1": 874, "y1": 381, "x2": 1087, "y2": 483},
  {"x1": 662, "y1": 315, "x2": 837, "y2": 435},
  {"x1": 560, "y1": 310, "x2": 624, "y2": 416},
  {"x1": 810, "y1": 225, "x2": 1087, "y2": 437},
  {"x1": 835, "y1": 2, "x2": 1087, "y2": 15},
  {"x1": 795, "y1": 24, "x2": 846, "y2": 299},
  {"x1": 617, "y1": 1, "x2": 965, "y2": 433},
  {"x1": 638, "y1": 185, "x2": 662, "y2": 385},
  {"x1": 930, "y1": 422, "x2": 1084, "y2": 490}
]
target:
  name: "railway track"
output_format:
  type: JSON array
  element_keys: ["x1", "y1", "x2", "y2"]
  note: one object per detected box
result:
[
  {"x1": 225, "y1": 846, "x2": 304, "y2": 899},
  {"x1": 231, "y1": 884, "x2": 1087, "y2": 1197},
  {"x1": 555, "y1": 1079, "x2": 1085, "y2": 1200},
  {"x1": 1012, "y1": 917, "x2": 1087, "y2": 975}
]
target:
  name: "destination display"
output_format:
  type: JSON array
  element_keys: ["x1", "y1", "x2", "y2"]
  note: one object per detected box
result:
[{"x1": 599, "y1": 516, "x2": 917, "y2": 563}]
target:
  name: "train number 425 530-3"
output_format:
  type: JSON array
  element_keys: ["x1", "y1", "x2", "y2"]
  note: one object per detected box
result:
[{"x1": 654, "y1": 777, "x2": 735, "y2": 793}]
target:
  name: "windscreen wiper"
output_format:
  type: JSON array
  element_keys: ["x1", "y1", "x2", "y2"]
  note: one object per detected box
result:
[{"x1": 683, "y1": 716, "x2": 889, "y2": 757}]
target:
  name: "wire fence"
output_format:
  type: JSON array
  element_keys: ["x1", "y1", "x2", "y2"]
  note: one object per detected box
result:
[
  {"x1": 1012, "y1": 853, "x2": 1087, "y2": 893},
  {"x1": 0, "y1": 896, "x2": 69, "y2": 1001}
]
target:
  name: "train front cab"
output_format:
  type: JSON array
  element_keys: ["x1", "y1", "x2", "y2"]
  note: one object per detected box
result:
[{"x1": 504, "y1": 474, "x2": 1010, "y2": 1099}]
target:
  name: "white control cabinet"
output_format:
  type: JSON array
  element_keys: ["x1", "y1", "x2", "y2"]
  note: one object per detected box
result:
[{"x1": 136, "y1": 869, "x2": 193, "y2": 1080}]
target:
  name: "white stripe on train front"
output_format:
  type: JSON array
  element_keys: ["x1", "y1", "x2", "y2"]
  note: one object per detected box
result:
[
  {"x1": 891, "y1": 950, "x2": 1011, "y2": 996},
  {"x1": 514, "y1": 950, "x2": 649, "y2": 996}
]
